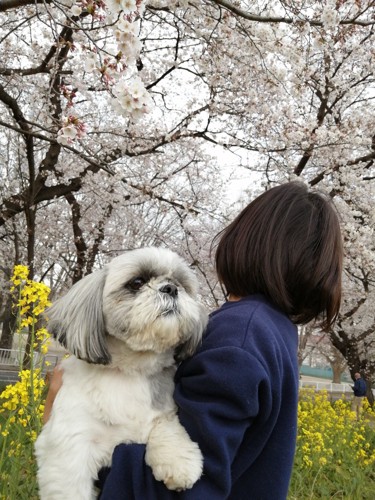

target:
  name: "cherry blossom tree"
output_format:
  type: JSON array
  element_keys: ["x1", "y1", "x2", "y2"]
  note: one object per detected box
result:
[{"x1": 0, "y1": 0, "x2": 374, "y2": 390}]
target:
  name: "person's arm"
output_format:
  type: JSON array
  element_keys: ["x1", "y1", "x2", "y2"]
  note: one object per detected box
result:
[
  {"x1": 43, "y1": 365, "x2": 64, "y2": 423},
  {"x1": 99, "y1": 346, "x2": 266, "y2": 499}
]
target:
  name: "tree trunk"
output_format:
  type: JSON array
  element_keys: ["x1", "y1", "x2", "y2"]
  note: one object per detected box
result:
[
  {"x1": 0, "y1": 294, "x2": 17, "y2": 350},
  {"x1": 22, "y1": 205, "x2": 36, "y2": 369},
  {"x1": 365, "y1": 381, "x2": 374, "y2": 406},
  {"x1": 331, "y1": 363, "x2": 344, "y2": 384},
  {"x1": 330, "y1": 328, "x2": 374, "y2": 407}
]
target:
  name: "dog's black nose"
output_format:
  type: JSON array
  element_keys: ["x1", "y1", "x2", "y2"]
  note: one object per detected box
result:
[{"x1": 160, "y1": 284, "x2": 178, "y2": 298}]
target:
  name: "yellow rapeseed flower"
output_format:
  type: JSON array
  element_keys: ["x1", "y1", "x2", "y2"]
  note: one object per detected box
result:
[
  {"x1": 1, "y1": 265, "x2": 53, "y2": 497},
  {"x1": 11, "y1": 265, "x2": 29, "y2": 284},
  {"x1": 0, "y1": 369, "x2": 46, "y2": 421},
  {"x1": 296, "y1": 389, "x2": 375, "y2": 474}
]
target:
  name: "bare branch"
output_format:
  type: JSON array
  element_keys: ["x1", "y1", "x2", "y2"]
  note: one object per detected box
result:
[
  {"x1": 0, "y1": 0, "x2": 52, "y2": 11},
  {"x1": 0, "y1": 0, "x2": 53, "y2": 10},
  {"x1": 209, "y1": 0, "x2": 375, "y2": 26}
]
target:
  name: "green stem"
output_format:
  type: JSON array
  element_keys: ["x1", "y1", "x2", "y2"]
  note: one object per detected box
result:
[
  {"x1": 16, "y1": 285, "x2": 23, "y2": 371},
  {"x1": 0, "y1": 422, "x2": 9, "y2": 476},
  {"x1": 29, "y1": 318, "x2": 35, "y2": 409}
]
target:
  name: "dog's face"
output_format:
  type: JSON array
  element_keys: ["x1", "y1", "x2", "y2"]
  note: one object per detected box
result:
[
  {"x1": 102, "y1": 247, "x2": 206, "y2": 355},
  {"x1": 47, "y1": 247, "x2": 208, "y2": 365}
]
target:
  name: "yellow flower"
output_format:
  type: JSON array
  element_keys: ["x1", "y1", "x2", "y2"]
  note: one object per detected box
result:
[
  {"x1": 11, "y1": 265, "x2": 29, "y2": 283},
  {"x1": 356, "y1": 449, "x2": 367, "y2": 460},
  {"x1": 296, "y1": 388, "x2": 375, "y2": 476},
  {"x1": 0, "y1": 265, "x2": 53, "y2": 496},
  {"x1": 26, "y1": 430, "x2": 38, "y2": 442},
  {"x1": 41, "y1": 342, "x2": 50, "y2": 354},
  {"x1": 303, "y1": 455, "x2": 313, "y2": 467}
]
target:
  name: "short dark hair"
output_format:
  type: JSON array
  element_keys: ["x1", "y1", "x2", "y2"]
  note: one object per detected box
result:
[{"x1": 214, "y1": 182, "x2": 343, "y2": 331}]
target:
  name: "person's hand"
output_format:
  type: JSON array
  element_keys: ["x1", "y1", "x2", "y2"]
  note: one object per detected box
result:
[{"x1": 43, "y1": 365, "x2": 64, "y2": 424}]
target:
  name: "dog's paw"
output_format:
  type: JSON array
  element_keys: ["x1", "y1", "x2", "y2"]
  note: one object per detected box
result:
[{"x1": 145, "y1": 438, "x2": 203, "y2": 490}]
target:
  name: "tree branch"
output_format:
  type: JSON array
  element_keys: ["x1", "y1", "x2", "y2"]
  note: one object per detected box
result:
[
  {"x1": 209, "y1": 0, "x2": 375, "y2": 26},
  {"x1": 0, "y1": 175, "x2": 84, "y2": 225},
  {"x1": 0, "y1": 0, "x2": 52, "y2": 11},
  {"x1": 0, "y1": 83, "x2": 36, "y2": 196},
  {"x1": 309, "y1": 151, "x2": 375, "y2": 187}
]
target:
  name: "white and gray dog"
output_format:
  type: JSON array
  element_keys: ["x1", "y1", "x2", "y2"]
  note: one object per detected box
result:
[{"x1": 35, "y1": 247, "x2": 208, "y2": 500}]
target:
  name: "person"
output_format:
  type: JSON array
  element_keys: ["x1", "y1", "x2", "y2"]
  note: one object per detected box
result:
[
  {"x1": 43, "y1": 365, "x2": 64, "y2": 424},
  {"x1": 351, "y1": 372, "x2": 367, "y2": 420},
  {"x1": 43, "y1": 181, "x2": 343, "y2": 500}
]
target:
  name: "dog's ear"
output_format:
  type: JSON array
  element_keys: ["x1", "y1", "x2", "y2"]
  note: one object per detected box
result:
[
  {"x1": 45, "y1": 268, "x2": 111, "y2": 365},
  {"x1": 174, "y1": 305, "x2": 208, "y2": 363}
]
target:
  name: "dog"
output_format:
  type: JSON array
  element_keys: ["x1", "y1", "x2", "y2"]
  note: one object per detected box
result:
[{"x1": 35, "y1": 247, "x2": 208, "y2": 500}]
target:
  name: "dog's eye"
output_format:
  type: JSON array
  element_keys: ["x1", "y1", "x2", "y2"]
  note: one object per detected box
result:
[{"x1": 127, "y1": 277, "x2": 146, "y2": 291}]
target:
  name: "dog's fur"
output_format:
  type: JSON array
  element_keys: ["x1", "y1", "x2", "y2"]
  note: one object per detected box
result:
[{"x1": 35, "y1": 247, "x2": 208, "y2": 500}]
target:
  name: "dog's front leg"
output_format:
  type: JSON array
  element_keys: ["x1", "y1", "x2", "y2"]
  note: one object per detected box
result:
[{"x1": 145, "y1": 412, "x2": 203, "y2": 491}]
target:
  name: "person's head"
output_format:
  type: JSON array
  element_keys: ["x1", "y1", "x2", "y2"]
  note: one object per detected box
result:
[
  {"x1": 214, "y1": 181, "x2": 343, "y2": 331},
  {"x1": 354, "y1": 372, "x2": 361, "y2": 380}
]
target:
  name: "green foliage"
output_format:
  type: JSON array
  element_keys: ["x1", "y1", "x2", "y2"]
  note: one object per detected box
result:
[
  {"x1": 0, "y1": 265, "x2": 51, "y2": 499},
  {"x1": 0, "y1": 405, "x2": 40, "y2": 500},
  {"x1": 288, "y1": 389, "x2": 375, "y2": 499}
]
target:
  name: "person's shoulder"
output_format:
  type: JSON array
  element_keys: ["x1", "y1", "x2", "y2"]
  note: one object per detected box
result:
[
  {"x1": 212, "y1": 294, "x2": 295, "y2": 331},
  {"x1": 205, "y1": 294, "x2": 297, "y2": 351},
  {"x1": 211, "y1": 293, "x2": 285, "y2": 318}
]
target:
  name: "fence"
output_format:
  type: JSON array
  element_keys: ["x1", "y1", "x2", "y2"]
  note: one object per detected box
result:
[
  {"x1": 0, "y1": 348, "x2": 59, "y2": 383},
  {"x1": 299, "y1": 379, "x2": 353, "y2": 393},
  {"x1": 299, "y1": 379, "x2": 375, "y2": 401}
]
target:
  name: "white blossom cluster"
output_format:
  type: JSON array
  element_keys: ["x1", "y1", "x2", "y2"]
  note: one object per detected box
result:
[
  {"x1": 57, "y1": 116, "x2": 87, "y2": 145},
  {"x1": 321, "y1": 1, "x2": 341, "y2": 29},
  {"x1": 112, "y1": 77, "x2": 153, "y2": 117},
  {"x1": 55, "y1": 0, "x2": 149, "y2": 142}
]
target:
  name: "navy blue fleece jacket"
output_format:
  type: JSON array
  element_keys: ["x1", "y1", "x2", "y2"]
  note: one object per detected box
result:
[
  {"x1": 98, "y1": 294, "x2": 299, "y2": 500},
  {"x1": 353, "y1": 378, "x2": 366, "y2": 396}
]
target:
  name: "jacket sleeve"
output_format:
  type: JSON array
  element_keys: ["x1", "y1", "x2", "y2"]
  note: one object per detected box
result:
[{"x1": 98, "y1": 346, "x2": 269, "y2": 500}]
